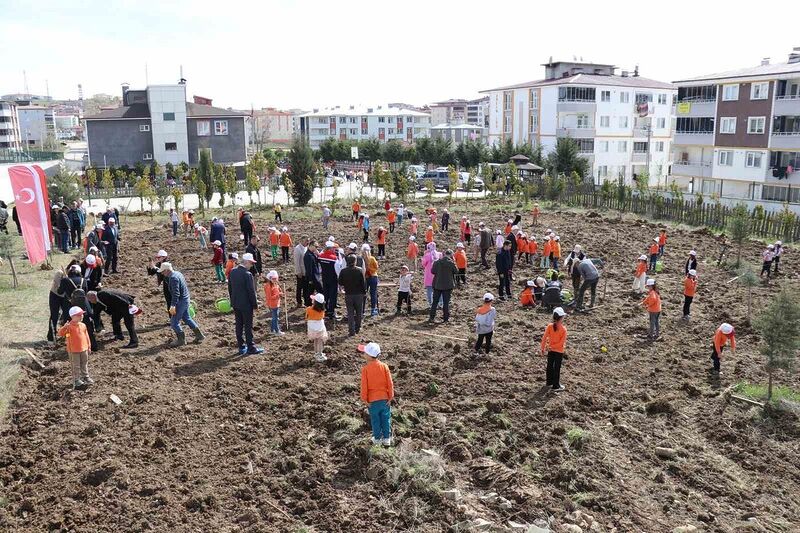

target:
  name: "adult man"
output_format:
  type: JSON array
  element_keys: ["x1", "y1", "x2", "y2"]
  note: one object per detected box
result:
[
  {"x1": 318, "y1": 241, "x2": 339, "y2": 319},
  {"x1": 56, "y1": 206, "x2": 71, "y2": 253},
  {"x1": 88, "y1": 289, "x2": 139, "y2": 349},
  {"x1": 478, "y1": 222, "x2": 493, "y2": 269},
  {"x1": 321, "y1": 205, "x2": 332, "y2": 230},
  {"x1": 210, "y1": 217, "x2": 227, "y2": 256},
  {"x1": 103, "y1": 217, "x2": 120, "y2": 274},
  {"x1": 575, "y1": 257, "x2": 600, "y2": 310},
  {"x1": 240, "y1": 210, "x2": 254, "y2": 246},
  {"x1": 146, "y1": 249, "x2": 171, "y2": 315},
  {"x1": 159, "y1": 262, "x2": 205, "y2": 347},
  {"x1": 101, "y1": 206, "x2": 120, "y2": 228},
  {"x1": 69, "y1": 201, "x2": 84, "y2": 248},
  {"x1": 508, "y1": 226, "x2": 520, "y2": 265},
  {"x1": 87, "y1": 223, "x2": 105, "y2": 257},
  {"x1": 81, "y1": 254, "x2": 103, "y2": 291},
  {"x1": 293, "y1": 235, "x2": 309, "y2": 307},
  {"x1": 304, "y1": 240, "x2": 322, "y2": 304},
  {"x1": 338, "y1": 254, "x2": 367, "y2": 336},
  {"x1": 245, "y1": 235, "x2": 263, "y2": 280},
  {"x1": 496, "y1": 240, "x2": 513, "y2": 301},
  {"x1": 228, "y1": 253, "x2": 263, "y2": 355},
  {"x1": 428, "y1": 250, "x2": 459, "y2": 323}
]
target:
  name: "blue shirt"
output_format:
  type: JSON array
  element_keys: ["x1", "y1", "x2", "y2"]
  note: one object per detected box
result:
[{"x1": 168, "y1": 270, "x2": 191, "y2": 306}]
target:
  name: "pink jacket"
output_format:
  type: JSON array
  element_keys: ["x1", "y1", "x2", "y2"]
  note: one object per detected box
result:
[{"x1": 422, "y1": 245, "x2": 442, "y2": 286}]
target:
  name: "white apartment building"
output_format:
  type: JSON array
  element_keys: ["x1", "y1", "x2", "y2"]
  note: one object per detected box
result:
[
  {"x1": 298, "y1": 105, "x2": 431, "y2": 149},
  {"x1": 481, "y1": 61, "x2": 677, "y2": 185},
  {"x1": 429, "y1": 97, "x2": 489, "y2": 128},
  {"x1": 0, "y1": 101, "x2": 21, "y2": 150}
]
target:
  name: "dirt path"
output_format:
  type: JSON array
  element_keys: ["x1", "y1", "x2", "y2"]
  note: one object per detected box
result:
[{"x1": 1, "y1": 204, "x2": 798, "y2": 532}]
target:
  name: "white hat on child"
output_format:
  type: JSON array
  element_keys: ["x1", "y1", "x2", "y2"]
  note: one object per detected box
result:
[
  {"x1": 483, "y1": 292, "x2": 495, "y2": 301},
  {"x1": 646, "y1": 278, "x2": 656, "y2": 286},
  {"x1": 526, "y1": 280, "x2": 535, "y2": 287},
  {"x1": 720, "y1": 323, "x2": 734, "y2": 334},
  {"x1": 638, "y1": 254, "x2": 647, "y2": 261},
  {"x1": 456, "y1": 242, "x2": 464, "y2": 248},
  {"x1": 688, "y1": 269, "x2": 697, "y2": 276},
  {"x1": 231, "y1": 252, "x2": 239, "y2": 259},
  {"x1": 267, "y1": 270, "x2": 279, "y2": 280},
  {"x1": 358, "y1": 342, "x2": 381, "y2": 358},
  {"x1": 69, "y1": 306, "x2": 84, "y2": 317},
  {"x1": 553, "y1": 307, "x2": 567, "y2": 317},
  {"x1": 313, "y1": 293, "x2": 325, "y2": 304}
]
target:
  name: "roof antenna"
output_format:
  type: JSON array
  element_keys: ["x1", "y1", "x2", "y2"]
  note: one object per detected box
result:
[
  {"x1": 145, "y1": 62, "x2": 149, "y2": 85},
  {"x1": 179, "y1": 64, "x2": 186, "y2": 85}
]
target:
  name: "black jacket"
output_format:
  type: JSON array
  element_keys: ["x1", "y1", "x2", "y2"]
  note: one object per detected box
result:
[
  {"x1": 57, "y1": 212, "x2": 71, "y2": 231},
  {"x1": 69, "y1": 208, "x2": 82, "y2": 227},
  {"x1": 431, "y1": 257, "x2": 458, "y2": 291},
  {"x1": 685, "y1": 257, "x2": 697, "y2": 274},
  {"x1": 304, "y1": 250, "x2": 321, "y2": 285},
  {"x1": 508, "y1": 233, "x2": 518, "y2": 256},
  {"x1": 245, "y1": 243, "x2": 263, "y2": 275},
  {"x1": 240, "y1": 214, "x2": 253, "y2": 233},
  {"x1": 228, "y1": 265, "x2": 258, "y2": 311},
  {"x1": 81, "y1": 262, "x2": 103, "y2": 291},
  {"x1": 96, "y1": 289, "x2": 135, "y2": 317},
  {"x1": 496, "y1": 248, "x2": 512, "y2": 274},
  {"x1": 147, "y1": 261, "x2": 171, "y2": 302},
  {"x1": 59, "y1": 273, "x2": 86, "y2": 301},
  {"x1": 479, "y1": 229, "x2": 493, "y2": 250},
  {"x1": 104, "y1": 225, "x2": 119, "y2": 246},
  {"x1": 338, "y1": 266, "x2": 367, "y2": 295}
]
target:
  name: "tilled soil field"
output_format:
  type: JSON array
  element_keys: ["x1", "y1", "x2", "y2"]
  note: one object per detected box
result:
[{"x1": 1, "y1": 203, "x2": 799, "y2": 533}]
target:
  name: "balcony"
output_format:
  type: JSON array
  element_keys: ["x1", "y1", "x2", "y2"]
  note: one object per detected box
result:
[
  {"x1": 631, "y1": 152, "x2": 648, "y2": 163},
  {"x1": 674, "y1": 131, "x2": 714, "y2": 146},
  {"x1": 773, "y1": 96, "x2": 800, "y2": 116},
  {"x1": 771, "y1": 131, "x2": 800, "y2": 150},
  {"x1": 557, "y1": 101, "x2": 596, "y2": 113},
  {"x1": 671, "y1": 160, "x2": 712, "y2": 178},
  {"x1": 557, "y1": 126, "x2": 595, "y2": 138},
  {"x1": 675, "y1": 100, "x2": 716, "y2": 117}
]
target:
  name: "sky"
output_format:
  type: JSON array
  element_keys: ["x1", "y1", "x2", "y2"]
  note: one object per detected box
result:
[{"x1": 1, "y1": 0, "x2": 797, "y2": 111}]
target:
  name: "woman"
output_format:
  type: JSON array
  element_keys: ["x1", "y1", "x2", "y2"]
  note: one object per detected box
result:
[
  {"x1": 421, "y1": 242, "x2": 442, "y2": 306},
  {"x1": 540, "y1": 307, "x2": 568, "y2": 392},
  {"x1": 363, "y1": 245, "x2": 380, "y2": 316}
]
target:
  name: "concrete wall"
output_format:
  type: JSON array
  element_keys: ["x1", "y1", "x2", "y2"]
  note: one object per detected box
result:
[
  {"x1": 86, "y1": 119, "x2": 153, "y2": 167},
  {"x1": 187, "y1": 117, "x2": 246, "y2": 165}
]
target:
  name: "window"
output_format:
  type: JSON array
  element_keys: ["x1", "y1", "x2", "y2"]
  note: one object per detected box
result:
[
  {"x1": 747, "y1": 116, "x2": 765, "y2": 134},
  {"x1": 361, "y1": 127, "x2": 368, "y2": 135},
  {"x1": 619, "y1": 116, "x2": 629, "y2": 128},
  {"x1": 196, "y1": 120, "x2": 210, "y2": 136},
  {"x1": 407, "y1": 116, "x2": 413, "y2": 121},
  {"x1": 701, "y1": 179, "x2": 719, "y2": 195},
  {"x1": 388, "y1": 128, "x2": 395, "y2": 134},
  {"x1": 577, "y1": 114, "x2": 590, "y2": 128},
  {"x1": 576, "y1": 139, "x2": 594, "y2": 153},
  {"x1": 339, "y1": 117, "x2": 346, "y2": 124},
  {"x1": 503, "y1": 115, "x2": 512, "y2": 133},
  {"x1": 139, "y1": 124, "x2": 150, "y2": 132},
  {"x1": 657, "y1": 93, "x2": 667, "y2": 105},
  {"x1": 143, "y1": 153, "x2": 153, "y2": 160},
  {"x1": 750, "y1": 82, "x2": 769, "y2": 100},
  {"x1": 655, "y1": 141, "x2": 664, "y2": 152},
  {"x1": 529, "y1": 112, "x2": 538, "y2": 132},
  {"x1": 600, "y1": 90, "x2": 611, "y2": 102},
  {"x1": 214, "y1": 120, "x2": 229, "y2": 135},
  {"x1": 350, "y1": 117, "x2": 357, "y2": 124},
  {"x1": 678, "y1": 85, "x2": 717, "y2": 102},
  {"x1": 718, "y1": 150, "x2": 734, "y2": 166},
  {"x1": 635, "y1": 93, "x2": 652, "y2": 104},
  {"x1": 599, "y1": 116, "x2": 610, "y2": 127},
  {"x1": 676, "y1": 117, "x2": 715, "y2": 134},
  {"x1": 619, "y1": 92, "x2": 630, "y2": 103},
  {"x1": 598, "y1": 165, "x2": 608, "y2": 177},
  {"x1": 378, "y1": 117, "x2": 386, "y2": 123},
  {"x1": 165, "y1": 142, "x2": 177, "y2": 151},
  {"x1": 503, "y1": 91, "x2": 513, "y2": 111},
  {"x1": 598, "y1": 140, "x2": 609, "y2": 152},
  {"x1": 386, "y1": 117, "x2": 393, "y2": 122},
  {"x1": 163, "y1": 112, "x2": 175, "y2": 121},
  {"x1": 529, "y1": 89, "x2": 539, "y2": 109},
  {"x1": 720, "y1": 117, "x2": 736, "y2": 134},
  {"x1": 745, "y1": 151, "x2": 763, "y2": 168},
  {"x1": 558, "y1": 86, "x2": 596, "y2": 102},
  {"x1": 350, "y1": 128, "x2": 357, "y2": 135},
  {"x1": 633, "y1": 141, "x2": 649, "y2": 153},
  {"x1": 657, "y1": 117, "x2": 666, "y2": 129},
  {"x1": 722, "y1": 84, "x2": 739, "y2": 101},
  {"x1": 618, "y1": 140, "x2": 628, "y2": 152}
]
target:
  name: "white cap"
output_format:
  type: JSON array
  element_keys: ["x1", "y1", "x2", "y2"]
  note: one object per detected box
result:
[
  {"x1": 554, "y1": 236, "x2": 560, "y2": 241},
  {"x1": 69, "y1": 264, "x2": 81, "y2": 273},
  {"x1": 768, "y1": 244, "x2": 774, "y2": 249},
  {"x1": 526, "y1": 280, "x2": 535, "y2": 287},
  {"x1": 212, "y1": 240, "x2": 222, "y2": 246},
  {"x1": 574, "y1": 245, "x2": 582, "y2": 252},
  {"x1": 638, "y1": 254, "x2": 647, "y2": 261},
  {"x1": 689, "y1": 250, "x2": 697, "y2": 256},
  {"x1": 267, "y1": 270, "x2": 279, "y2": 280},
  {"x1": 313, "y1": 293, "x2": 325, "y2": 304},
  {"x1": 646, "y1": 278, "x2": 656, "y2": 286},
  {"x1": 89, "y1": 246, "x2": 98, "y2": 252},
  {"x1": 720, "y1": 323, "x2": 734, "y2": 334},
  {"x1": 231, "y1": 252, "x2": 239, "y2": 259},
  {"x1": 507, "y1": 219, "x2": 513, "y2": 223},
  {"x1": 328, "y1": 236, "x2": 335, "y2": 242},
  {"x1": 156, "y1": 249, "x2": 168, "y2": 258},
  {"x1": 511, "y1": 225, "x2": 519, "y2": 231},
  {"x1": 361, "y1": 243, "x2": 371, "y2": 252},
  {"x1": 545, "y1": 228, "x2": 552, "y2": 234},
  {"x1": 157, "y1": 262, "x2": 173, "y2": 273},
  {"x1": 653, "y1": 237, "x2": 658, "y2": 242},
  {"x1": 85, "y1": 254, "x2": 96, "y2": 265},
  {"x1": 282, "y1": 226, "x2": 288, "y2": 231},
  {"x1": 544, "y1": 235, "x2": 550, "y2": 240},
  {"x1": 325, "y1": 241, "x2": 335, "y2": 248},
  {"x1": 69, "y1": 306, "x2": 84, "y2": 317},
  {"x1": 495, "y1": 230, "x2": 501, "y2": 234},
  {"x1": 553, "y1": 307, "x2": 566, "y2": 317},
  {"x1": 688, "y1": 269, "x2": 697, "y2": 276},
  {"x1": 348, "y1": 242, "x2": 358, "y2": 250},
  {"x1": 409, "y1": 236, "x2": 415, "y2": 241},
  {"x1": 95, "y1": 223, "x2": 104, "y2": 230},
  {"x1": 535, "y1": 277, "x2": 546, "y2": 287},
  {"x1": 456, "y1": 242, "x2": 464, "y2": 248},
  {"x1": 358, "y1": 342, "x2": 381, "y2": 358},
  {"x1": 241, "y1": 252, "x2": 255, "y2": 262},
  {"x1": 483, "y1": 292, "x2": 495, "y2": 301}
]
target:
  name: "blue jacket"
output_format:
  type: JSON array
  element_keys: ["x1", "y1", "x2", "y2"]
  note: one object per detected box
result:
[
  {"x1": 210, "y1": 221, "x2": 226, "y2": 244},
  {"x1": 304, "y1": 250, "x2": 321, "y2": 285},
  {"x1": 104, "y1": 225, "x2": 119, "y2": 246},
  {"x1": 228, "y1": 265, "x2": 258, "y2": 311},
  {"x1": 363, "y1": 217, "x2": 370, "y2": 231},
  {"x1": 496, "y1": 248, "x2": 512, "y2": 274},
  {"x1": 168, "y1": 270, "x2": 191, "y2": 306}
]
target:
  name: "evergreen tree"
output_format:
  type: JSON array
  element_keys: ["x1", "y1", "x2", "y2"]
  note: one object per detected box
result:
[
  {"x1": 286, "y1": 137, "x2": 315, "y2": 206},
  {"x1": 753, "y1": 288, "x2": 800, "y2": 403},
  {"x1": 198, "y1": 148, "x2": 214, "y2": 208},
  {"x1": 728, "y1": 204, "x2": 751, "y2": 268}
]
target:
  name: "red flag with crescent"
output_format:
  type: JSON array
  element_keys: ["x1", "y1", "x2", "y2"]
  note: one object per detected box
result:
[{"x1": 9, "y1": 164, "x2": 52, "y2": 264}]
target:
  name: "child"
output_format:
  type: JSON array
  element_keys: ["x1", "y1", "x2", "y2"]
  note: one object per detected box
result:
[
  {"x1": 475, "y1": 292, "x2": 497, "y2": 355},
  {"x1": 441, "y1": 208, "x2": 450, "y2": 232},
  {"x1": 406, "y1": 236, "x2": 419, "y2": 270},
  {"x1": 520, "y1": 280, "x2": 535, "y2": 307},
  {"x1": 274, "y1": 203, "x2": 282, "y2": 222},
  {"x1": 58, "y1": 306, "x2": 93, "y2": 389},
  {"x1": 540, "y1": 307, "x2": 568, "y2": 392},
  {"x1": 352, "y1": 200, "x2": 361, "y2": 222},
  {"x1": 194, "y1": 223, "x2": 208, "y2": 250},
  {"x1": 712, "y1": 323, "x2": 735, "y2": 375},
  {"x1": 633, "y1": 254, "x2": 648, "y2": 294},
  {"x1": 429, "y1": 209, "x2": 439, "y2": 232},
  {"x1": 454, "y1": 242, "x2": 468, "y2": 285},
  {"x1": 359, "y1": 342, "x2": 393, "y2": 446},
  {"x1": 641, "y1": 279, "x2": 661, "y2": 339},
  {"x1": 460, "y1": 216, "x2": 468, "y2": 241},
  {"x1": 170, "y1": 208, "x2": 179, "y2": 237},
  {"x1": 504, "y1": 219, "x2": 513, "y2": 236},
  {"x1": 387, "y1": 209, "x2": 397, "y2": 233},
  {"x1": 463, "y1": 220, "x2": 472, "y2": 246},
  {"x1": 424, "y1": 225, "x2": 434, "y2": 245},
  {"x1": 362, "y1": 214, "x2": 370, "y2": 242},
  {"x1": 264, "y1": 270, "x2": 284, "y2": 335},
  {"x1": 409, "y1": 217, "x2": 418, "y2": 236},
  {"x1": 269, "y1": 227, "x2": 280, "y2": 261},
  {"x1": 279, "y1": 226, "x2": 293, "y2": 263},
  {"x1": 685, "y1": 250, "x2": 698, "y2": 275},
  {"x1": 517, "y1": 233, "x2": 528, "y2": 263},
  {"x1": 384, "y1": 197, "x2": 391, "y2": 212},
  {"x1": 396, "y1": 265, "x2": 413, "y2": 316},
  {"x1": 658, "y1": 229, "x2": 667, "y2": 258},
  {"x1": 187, "y1": 210, "x2": 195, "y2": 235},
  {"x1": 552, "y1": 236, "x2": 562, "y2": 270},
  {"x1": 648, "y1": 238, "x2": 660, "y2": 273},
  {"x1": 541, "y1": 235, "x2": 552, "y2": 268},
  {"x1": 532, "y1": 203, "x2": 540, "y2": 225},
  {"x1": 495, "y1": 229, "x2": 505, "y2": 251},
  {"x1": 211, "y1": 240, "x2": 225, "y2": 283},
  {"x1": 225, "y1": 252, "x2": 238, "y2": 280},
  {"x1": 773, "y1": 240, "x2": 783, "y2": 273},
  {"x1": 683, "y1": 269, "x2": 698, "y2": 320},
  {"x1": 528, "y1": 236, "x2": 537, "y2": 265},
  {"x1": 761, "y1": 244, "x2": 775, "y2": 277},
  {"x1": 376, "y1": 226, "x2": 387, "y2": 258},
  {"x1": 306, "y1": 293, "x2": 328, "y2": 362}
]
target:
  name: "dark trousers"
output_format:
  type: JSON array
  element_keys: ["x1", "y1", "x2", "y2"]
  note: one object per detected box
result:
[
  {"x1": 576, "y1": 278, "x2": 598, "y2": 309},
  {"x1": 429, "y1": 289, "x2": 452, "y2": 321},
  {"x1": 761, "y1": 261, "x2": 772, "y2": 277},
  {"x1": 457, "y1": 268, "x2": 466, "y2": 285},
  {"x1": 307, "y1": 278, "x2": 322, "y2": 304},
  {"x1": 363, "y1": 229, "x2": 369, "y2": 242},
  {"x1": 442, "y1": 220, "x2": 449, "y2": 231},
  {"x1": 106, "y1": 244, "x2": 118, "y2": 273},
  {"x1": 498, "y1": 273, "x2": 511, "y2": 298},
  {"x1": 377, "y1": 244, "x2": 385, "y2": 258},
  {"x1": 47, "y1": 292, "x2": 64, "y2": 341},
  {"x1": 711, "y1": 346, "x2": 722, "y2": 371},
  {"x1": 112, "y1": 312, "x2": 138, "y2": 344},
  {"x1": 71, "y1": 224, "x2": 81, "y2": 247},
  {"x1": 480, "y1": 248, "x2": 489, "y2": 268},
  {"x1": 281, "y1": 246, "x2": 290, "y2": 262},
  {"x1": 475, "y1": 332, "x2": 493, "y2": 354},
  {"x1": 234, "y1": 308, "x2": 254, "y2": 348},
  {"x1": 345, "y1": 294, "x2": 365, "y2": 335},
  {"x1": 172, "y1": 221, "x2": 178, "y2": 236},
  {"x1": 296, "y1": 275, "x2": 306, "y2": 306},
  {"x1": 389, "y1": 223, "x2": 395, "y2": 233},
  {"x1": 649, "y1": 254, "x2": 658, "y2": 272},
  {"x1": 683, "y1": 295, "x2": 693, "y2": 317},
  {"x1": 60, "y1": 231, "x2": 70, "y2": 253},
  {"x1": 323, "y1": 280, "x2": 338, "y2": 318},
  {"x1": 396, "y1": 291, "x2": 411, "y2": 313},
  {"x1": 242, "y1": 229, "x2": 252, "y2": 246},
  {"x1": 84, "y1": 314, "x2": 98, "y2": 352},
  {"x1": 774, "y1": 256, "x2": 781, "y2": 272},
  {"x1": 546, "y1": 351, "x2": 563, "y2": 389},
  {"x1": 275, "y1": 212, "x2": 282, "y2": 222}
]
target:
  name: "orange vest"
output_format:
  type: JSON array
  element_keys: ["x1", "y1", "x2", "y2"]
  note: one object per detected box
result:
[
  {"x1": 454, "y1": 250, "x2": 467, "y2": 268},
  {"x1": 684, "y1": 277, "x2": 697, "y2": 297},
  {"x1": 387, "y1": 212, "x2": 396, "y2": 223},
  {"x1": 407, "y1": 243, "x2": 418, "y2": 258},
  {"x1": 279, "y1": 233, "x2": 292, "y2": 247},
  {"x1": 424, "y1": 229, "x2": 434, "y2": 243}
]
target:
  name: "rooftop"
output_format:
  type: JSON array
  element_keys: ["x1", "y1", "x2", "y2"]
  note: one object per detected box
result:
[
  {"x1": 299, "y1": 106, "x2": 430, "y2": 118},
  {"x1": 674, "y1": 61, "x2": 800, "y2": 84},
  {"x1": 431, "y1": 123, "x2": 486, "y2": 130},
  {"x1": 481, "y1": 73, "x2": 675, "y2": 93},
  {"x1": 85, "y1": 102, "x2": 247, "y2": 120}
]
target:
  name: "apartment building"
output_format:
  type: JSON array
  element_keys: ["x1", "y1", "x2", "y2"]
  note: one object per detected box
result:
[
  {"x1": 0, "y1": 101, "x2": 21, "y2": 150},
  {"x1": 17, "y1": 105, "x2": 55, "y2": 147},
  {"x1": 481, "y1": 61, "x2": 676, "y2": 184},
  {"x1": 672, "y1": 49, "x2": 800, "y2": 203},
  {"x1": 250, "y1": 107, "x2": 302, "y2": 147},
  {"x1": 297, "y1": 105, "x2": 431, "y2": 149},
  {"x1": 430, "y1": 123, "x2": 485, "y2": 144},
  {"x1": 429, "y1": 97, "x2": 489, "y2": 128},
  {"x1": 85, "y1": 82, "x2": 248, "y2": 168}
]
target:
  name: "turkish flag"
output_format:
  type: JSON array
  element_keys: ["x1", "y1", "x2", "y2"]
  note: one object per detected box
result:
[{"x1": 9, "y1": 164, "x2": 53, "y2": 264}]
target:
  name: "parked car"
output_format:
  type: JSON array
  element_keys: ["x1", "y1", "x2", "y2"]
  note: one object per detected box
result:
[
  {"x1": 407, "y1": 165, "x2": 426, "y2": 180},
  {"x1": 458, "y1": 171, "x2": 484, "y2": 192},
  {"x1": 417, "y1": 169, "x2": 451, "y2": 191}
]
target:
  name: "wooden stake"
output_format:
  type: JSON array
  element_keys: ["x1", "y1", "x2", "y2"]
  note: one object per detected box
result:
[
  {"x1": 417, "y1": 331, "x2": 468, "y2": 342},
  {"x1": 730, "y1": 394, "x2": 765, "y2": 407},
  {"x1": 23, "y1": 348, "x2": 44, "y2": 369},
  {"x1": 282, "y1": 283, "x2": 290, "y2": 331}
]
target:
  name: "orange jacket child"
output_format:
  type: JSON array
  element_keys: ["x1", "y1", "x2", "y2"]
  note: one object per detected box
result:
[
  {"x1": 360, "y1": 352, "x2": 394, "y2": 403},
  {"x1": 454, "y1": 249, "x2": 467, "y2": 269},
  {"x1": 58, "y1": 319, "x2": 91, "y2": 353},
  {"x1": 528, "y1": 239, "x2": 538, "y2": 256},
  {"x1": 520, "y1": 285, "x2": 535, "y2": 306},
  {"x1": 713, "y1": 325, "x2": 736, "y2": 355},
  {"x1": 352, "y1": 201, "x2": 361, "y2": 214},
  {"x1": 642, "y1": 287, "x2": 662, "y2": 312},
  {"x1": 225, "y1": 256, "x2": 237, "y2": 278},
  {"x1": 407, "y1": 238, "x2": 419, "y2": 259},
  {"x1": 658, "y1": 231, "x2": 667, "y2": 247},
  {"x1": 684, "y1": 276, "x2": 698, "y2": 297},
  {"x1": 424, "y1": 227, "x2": 434, "y2": 244},
  {"x1": 504, "y1": 222, "x2": 513, "y2": 236},
  {"x1": 541, "y1": 321, "x2": 567, "y2": 353},
  {"x1": 377, "y1": 230, "x2": 386, "y2": 245},
  {"x1": 649, "y1": 242, "x2": 659, "y2": 256},
  {"x1": 543, "y1": 238, "x2": 552, "y2": 258},
  {"x1": 387, "y1": 211, "x2": 397, "y2": 223},
  {"x1": 553, "y1": 240, "x2": 562, "y2": 259},
  {"x1": 269, "y1": 230, "x2": 280, "y2": 247},
  {"x1": 279, "y1": 231, "x2": 293, "y2": 248},
  {"x1": 635, "y1": 259, "x2": 647, "y2": 278},
  {"x1": 409, "y1": 220, "x2": 418, "y2": 235}
]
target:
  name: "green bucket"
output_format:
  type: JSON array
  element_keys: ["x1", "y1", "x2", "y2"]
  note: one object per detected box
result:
[
  {"x1": 655, "y1": 260, "x2": 664, "y2": 273},
  {"x1": 215, "y1": 297, "x2": 232, "y2": 313},
  {"x1": 188, "y1": 300, "x2": 197, "y2": 319},
  {"x1": 561, "y1": 290, "x2": 573, "y2": 302}
]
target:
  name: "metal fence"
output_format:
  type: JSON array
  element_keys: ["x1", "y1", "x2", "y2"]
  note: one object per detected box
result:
[{"x1": 0, "y1": 149, "x2": 64, "y2": 163}]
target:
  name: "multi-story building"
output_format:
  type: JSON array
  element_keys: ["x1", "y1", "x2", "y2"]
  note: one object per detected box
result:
[
  {"x1": 54, "y1": 114, "x2": 82, "y2": 140},
  {"x1": 85, "y1": 82, "x2": 248, "y2": 168},
  {"x1": 297, "y1": 105, "x2": 431, "y2": 149},
  {"x1": 250, "y1": 107, "x2": 302, "y2": 148},
  {"x1": 672, "y1": 48, "x2": 800, "y2": 203},
  {"x1": 430, "y1": 123, "x2": 485, "y2": 144},
  {"x1": 17, "y1": 105, "x2": 55, "y2": 147},
  {"x1": 0, "y1": 101, "x2": 21, "y2": 150},
  {"x1": 429, "y1": 97, "x2": 489, "y2": 128},
  {"x1": 481, "y1": 60, "x2": 676, "y2": 184}
]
